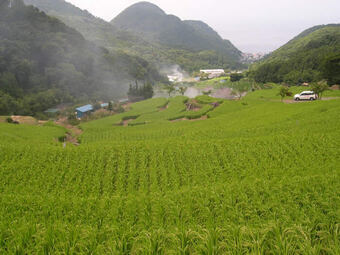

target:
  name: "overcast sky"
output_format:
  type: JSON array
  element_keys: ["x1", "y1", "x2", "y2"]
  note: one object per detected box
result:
[{"x1": 67, "y1": 0, "x2": 340, "y2": 53}]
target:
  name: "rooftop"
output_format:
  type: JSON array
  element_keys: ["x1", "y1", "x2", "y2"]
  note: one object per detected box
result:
[
  {"x1": 44, "y1": 108, "x2": 60, "y2": 113},
  {"x1": 76, "y1": 104, "x2": 93, "y2": 113}
]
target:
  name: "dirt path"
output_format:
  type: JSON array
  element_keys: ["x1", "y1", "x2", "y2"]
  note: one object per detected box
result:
[
  {"x1": 159, "y1": 103, "x2": 169, "y2": 111},
  {"x1": 122, "y1": 119, "x2": 133, "y2": 127},
  {"x1": 11, "y1": 116, "x2": 38, "y2": 125},
  {"x1": 55, "y1": 117, "x2": 82, "y2": 146},
  {"x1": 283, "y1": 97, "x2": 340, "y2": 104}
]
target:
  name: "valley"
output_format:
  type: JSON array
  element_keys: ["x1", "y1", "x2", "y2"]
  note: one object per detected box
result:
[{"x1": 0, "y1": 0, "x2": 339, "y2": 253}]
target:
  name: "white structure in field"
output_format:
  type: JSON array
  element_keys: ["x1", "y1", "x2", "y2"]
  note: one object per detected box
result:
[
  {"x1": 167, "y1": 75, "x2": 180, "y2": 83},
  {"x1": 200, "y1": 69, "x2": 225, "y2": 79}
]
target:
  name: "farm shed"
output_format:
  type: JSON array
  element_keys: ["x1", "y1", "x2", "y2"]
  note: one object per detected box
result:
[{"x1": 76, "y1": 104, "x2": 93, "y2": 119}]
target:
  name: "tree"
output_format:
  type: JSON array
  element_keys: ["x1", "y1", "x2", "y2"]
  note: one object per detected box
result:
[
  {"x1": 179, "y1": 87, "x2": 187, "y2": 96},
  {"x1": 230, "y1": 81, "x2": 251, "y2": 100},
  {"x1": 142, "y1": 82, "x2": 154, "y2": 99},
  {"x1": 311, "y1": 81, "x2": 329, "y2": 100},
  {"x1": 166, "y1": 85, "x2": 175, "y2": 97},
  {"x1": 127, "y1": 81, "x2": 154, "y2": 101},
  {"x1": 202, "y1": 90, "x2": 212, "y2": 96},
  {"x1": 93, "y1": 102, "x2": 101, "y2": 111},
  {"x1": 283, "y1": 71, "x2": 302, "y2": 85},
  {"x1": 108, "y1": 101, "x2": 113, "y2": 111},
  {"x1": 321, "y1": 53, "x2": 340, "y2": 85},
  {"x1": 200, "y1": 72, "x2": 209, "y2": 81},
  {"x1": 277, "y1": 86, "x2": 292, "y2": 102},
  {"x1": 230, "y1": 73, "x2": 244, "y2": 82}
]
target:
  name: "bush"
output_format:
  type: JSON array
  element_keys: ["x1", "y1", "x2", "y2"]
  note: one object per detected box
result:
[
  {"x1": 121, "y1": 115, "x2": 139, "y2": 121},
  {"x1": 58, "y1": 135, "x2": 66, "y2": 142},
  {"x1": 230, "y1": 73, "x2": 244, "y2": 82},
  {"x1": 34, "y1": 112, "x2": 48, "y2": 121},
  {"x1": 68, "y1": 114, "x2": 80, "y2": 126},
  {"x1": 6, "y1": 117, "x2": 13, "y2": 123}
]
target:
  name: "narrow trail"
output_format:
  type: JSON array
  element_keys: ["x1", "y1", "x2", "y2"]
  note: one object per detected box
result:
[
  {"x1": 55, "y1": 117, "x2": 82, "y2": 146},
  {"x1": 282, "y1": 97, "x2": 340, "y2": 104},
  {"x1": 158, "y1": 103, "x2": 169, "y2": 111}
]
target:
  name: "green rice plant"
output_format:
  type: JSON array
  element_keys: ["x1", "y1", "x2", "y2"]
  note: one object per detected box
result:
[{"x1": 0, "y1": 88, "x2": 339, "y2": 253}]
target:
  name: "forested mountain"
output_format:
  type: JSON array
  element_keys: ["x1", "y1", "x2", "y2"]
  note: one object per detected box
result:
[
  {"x1": 249, "y1": 24, "x2": 340, "y2": 85},
  {"x1": 0, "y1": 0, "x2": 164, "y2": 115},
  {"x1": 23, "y1": 0, "x2": 145, "y2": 50},
  {"x1": 23, "y1": 0, "x2": 244, "y2": 72},
  {"x1": 112, "y1": 2, "x2": 242, "y2": 62}
]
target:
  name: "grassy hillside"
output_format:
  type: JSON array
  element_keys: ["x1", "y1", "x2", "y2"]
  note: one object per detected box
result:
[
  {"x1": 1, "y1": 87, "x2": 339, "y2": 253},
  {"x1": 250, "y1": 24, "x2": 340, "y2": 85},
  {"x1": 23, "y1": 0, "x2": 244, "y2": 72}
]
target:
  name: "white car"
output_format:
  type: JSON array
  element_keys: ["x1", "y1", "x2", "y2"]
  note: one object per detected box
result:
[{"x1": 294, "y1": 91, "x2": 317, "y2": 101}]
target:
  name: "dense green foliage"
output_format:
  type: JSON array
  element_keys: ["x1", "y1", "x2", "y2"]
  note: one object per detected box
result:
[
  {"x1": 277, "y1": 86, "x2": 293, "y2": 101},
  {"x1": 113, "y1": 3, "x2": 240, "y2": 57},
  {"x1": 230, "y1": 73, "x2": 244, "y2": 82},
  {"x1": 127, "y1": 82, "x2": 154, "y2": 102},
  {"x1": 23, "y1": 0, "x2": 244, "y2": 72},
  {"x1": 0, "y1": 0, "x2": 164, "y2": 115},
  {"x1": 249, "y1": 24, "x2": 340, "y2": 85},
  {"x1": 1, "y1": 87, "x2": 340, "y2": 253},
  {"x1": 112, "y1": 2, "x2": 243, "y2": 71},
  {"x1": 322, "y1": 53, "x2": 340, "y2": 85}
]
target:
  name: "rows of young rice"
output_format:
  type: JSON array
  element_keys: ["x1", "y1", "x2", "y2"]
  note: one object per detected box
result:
[
  {"x1": 129, "y1": 96, "x2": 188, "y2": 125},
  {"x1": 81, "y1": 99, "x2": 340, "y2": 146},
  {"x1": 1, "y1": 97, "x2": 340, "y2": 253},
  {"x1": 0, "y1": 130, "x2": 339, "y2": 253}
]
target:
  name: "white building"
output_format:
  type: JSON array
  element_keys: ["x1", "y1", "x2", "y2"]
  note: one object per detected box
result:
[{"x1": 200, "y1": 69, "x2": 225, "y2": 79}]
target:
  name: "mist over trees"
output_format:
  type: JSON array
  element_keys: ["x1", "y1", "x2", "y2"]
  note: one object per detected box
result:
[
  {"x1": 0, "y1": 0, "x2": 164, "y2": 115},
  {"x1": 24, "y1": 0, "x2": 245, "y2": 73}
]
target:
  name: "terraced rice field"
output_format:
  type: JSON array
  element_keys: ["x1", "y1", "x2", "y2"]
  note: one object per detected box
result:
[{"x1": 0, "y1": 87, "x2": 339, "y2": 254}]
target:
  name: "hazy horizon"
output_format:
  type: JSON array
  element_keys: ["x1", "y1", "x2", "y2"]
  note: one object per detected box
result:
[{"x1": 65, "y1": 0, "x2": 339, "y2": 53}]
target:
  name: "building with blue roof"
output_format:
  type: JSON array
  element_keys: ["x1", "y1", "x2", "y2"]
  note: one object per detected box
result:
[{"x1": 76, "y1": 104, "x2": 93, "y2": 119}]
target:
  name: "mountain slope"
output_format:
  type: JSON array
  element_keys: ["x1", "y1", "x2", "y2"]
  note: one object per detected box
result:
[
  {"x1": 23, "y1": 0, "x2": 148, "y2": 50},
  {"x1": 250, "y1": 24, "x2": 340, "y2": 84},
  {"x1": 0, "y1": 0, "x2": 163, "y2": 115},
  {"x1": 24, "y1": 0, "x2": 244, "y2": 72},
  {"x1": 112, "y1": 2, "x2": 241, "y2": 58}
]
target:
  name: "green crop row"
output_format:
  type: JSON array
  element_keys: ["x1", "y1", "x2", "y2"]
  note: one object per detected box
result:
[
  {"x1": 129, "y1": 96, "x2": 188, "y2": 125},
  {"x1": 0, "y1": 89, "x2": 339, "y2": 253}
]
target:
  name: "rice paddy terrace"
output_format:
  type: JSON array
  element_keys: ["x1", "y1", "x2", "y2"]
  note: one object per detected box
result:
[{"x1": 0, "y1": 88, "x2": 339, "y2": 254}]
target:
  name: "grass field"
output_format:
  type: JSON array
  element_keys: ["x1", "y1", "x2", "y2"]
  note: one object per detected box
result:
[
  {"x1": 194, "y1": 76, "x2": 231, "y2": 88},
  {"x1": 0, "y1": 88, "x2": 339, "y2": 254}
]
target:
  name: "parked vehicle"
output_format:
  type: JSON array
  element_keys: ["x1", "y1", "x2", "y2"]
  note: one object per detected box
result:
[{"x1": 294, "y1": 91, "x2": 317, "y2": 101}]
